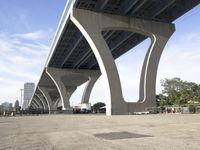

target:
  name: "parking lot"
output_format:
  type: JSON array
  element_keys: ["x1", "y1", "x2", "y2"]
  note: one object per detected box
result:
[{"x1": 0, "y1": 114, "x2": 200, "y2": 150}]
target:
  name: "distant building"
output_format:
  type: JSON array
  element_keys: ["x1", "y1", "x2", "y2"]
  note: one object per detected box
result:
[
  {"x1": 1, "y1": 102, "x2": 10, "y2": 108},
  {"x1": 22, "y1": 82, "x2": 35, "y2": 109},
  {"x1": 1, "y1": 102, "x2": 13, "y2": 111}
]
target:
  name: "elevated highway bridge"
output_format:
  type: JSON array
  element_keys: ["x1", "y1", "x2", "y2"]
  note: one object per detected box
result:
[{"x1": 29, "y1": 0, "x2": 200, "y2": 115}]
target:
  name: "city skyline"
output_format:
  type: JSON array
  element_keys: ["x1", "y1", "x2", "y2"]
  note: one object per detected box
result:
[{"x1": 0, "y1": 1, "x2": 200, "y2": 105}]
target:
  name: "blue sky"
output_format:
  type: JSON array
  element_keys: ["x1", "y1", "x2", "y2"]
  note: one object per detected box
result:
[
  {"x1": 0, "y1": 1, "x2": 200, "y2": 105},
  {"x1": 0, "y1": 0, "x2": 66, "y2": 103}
]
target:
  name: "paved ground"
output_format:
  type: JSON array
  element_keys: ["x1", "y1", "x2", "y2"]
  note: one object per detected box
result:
[{"x1": 0, "y1": 114, "x2": 200, "y2": 150}]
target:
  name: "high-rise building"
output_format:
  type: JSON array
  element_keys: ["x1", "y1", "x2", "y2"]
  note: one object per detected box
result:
[{"x1": 22, "y1": 82, "x2": 35, "y2": 109}]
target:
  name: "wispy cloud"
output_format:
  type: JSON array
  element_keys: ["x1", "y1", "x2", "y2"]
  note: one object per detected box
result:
[
  {"x1": 14, "y1": 30, "x2": 51, "y2": 41},
  {"x1": 0, "y1": 30, "x2": 51, "y2": 102}
]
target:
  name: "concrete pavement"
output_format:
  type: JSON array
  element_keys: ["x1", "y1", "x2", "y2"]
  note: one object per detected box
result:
[{"x1": 0, "y1": 114, "x2": 200, "y2": 150}]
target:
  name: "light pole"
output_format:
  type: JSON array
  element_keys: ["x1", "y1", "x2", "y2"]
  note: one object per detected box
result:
[{"x1": 20, "y1": 89, "x2": 24, "y2": 108}]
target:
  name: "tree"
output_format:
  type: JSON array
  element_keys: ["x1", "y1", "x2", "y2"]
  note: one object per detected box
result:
[
  {"x1": 160, "y1": 78, "x2": 199, "y2": 106},
  {"x1": 14, "y1": 100, "x2": 20, "y2": 113}
]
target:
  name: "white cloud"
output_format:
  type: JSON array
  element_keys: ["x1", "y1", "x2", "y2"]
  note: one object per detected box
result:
[
  {"x1": 14, "y1": 30, "x2": 49, "y2": 41},
  {"x1": 0, "y1": 30, "x2": 51, "y2": 103}
]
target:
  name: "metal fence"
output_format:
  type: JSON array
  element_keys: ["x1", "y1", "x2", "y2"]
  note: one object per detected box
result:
[{"x1": 145, "y1": 106, "x2": 200, "y2": 114}]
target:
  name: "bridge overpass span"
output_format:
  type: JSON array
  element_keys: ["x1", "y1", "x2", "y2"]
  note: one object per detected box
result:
[{"x1": 29, "y1": 0, "x2": 200, "y2": 115}]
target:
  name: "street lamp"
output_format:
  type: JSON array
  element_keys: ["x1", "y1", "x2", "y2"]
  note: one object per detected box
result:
[{"x1": 20, "y1": 89, "x2": 24, "y2": 108}]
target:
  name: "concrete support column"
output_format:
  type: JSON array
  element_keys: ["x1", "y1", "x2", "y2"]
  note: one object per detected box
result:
[
  {"x1": 71, "y1": 8, "x2": 175, "y2": 115},
  {"x1": 64, "y1": 86, "x2": 77, "y2": 107},
  {"x1": 35, "y1": 93, "x2": 48, "y2": 111},
  {"x1": 54, "y1": 98, "x2": 61, "y2": 110},
  {"x1": 138, "y1": 36, "x2": 173, "y2": 108},
  {"x1": 71, "y1": 8, "x2": 127, "y2": 115},
  {"x1": 81, "y1": 75, "x2": 100, "y2": 104},
  {"x1": 46, "y1": 67, "x2": 77, "y2": 112},
  {"x1": 38, "y1": 86, "x2": 54, "y2": 114},
  {"x1": 35, "y1": 94, "x2": 46, "y2": 110}
]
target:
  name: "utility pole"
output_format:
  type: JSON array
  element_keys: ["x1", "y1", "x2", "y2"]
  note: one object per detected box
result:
[{"x1": 20, "y1": 89, "x2": 24, "y2": 108}]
